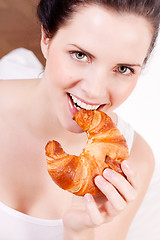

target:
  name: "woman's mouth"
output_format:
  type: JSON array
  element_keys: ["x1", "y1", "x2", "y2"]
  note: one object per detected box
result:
[
  {"x1": 69, "y1": 93, "x2": 101, "y2": 110},
  {"x1": 67, "y1": 93, "x2": 106, "y2": 116}
]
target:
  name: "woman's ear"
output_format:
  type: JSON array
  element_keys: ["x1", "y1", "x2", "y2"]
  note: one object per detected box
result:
[{"x1": 41, "y1": 26, "x2": 50, "y2": 59}]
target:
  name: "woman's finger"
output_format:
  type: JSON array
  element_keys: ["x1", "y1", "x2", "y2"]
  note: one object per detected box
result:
[
  {"x1": 95, "y1": 176, "x2": 127, "y2": 212},
  {"x1": 103, "y1": 167, "x2": 137, "y2": 203},
  {"x1": 84, "y1": 193, "x2": 104, "y2": 227},
  {"x1": 121, "y1": 160, "x2": 138, "y2": 189},
  {"x1": 104, "y1": 200, "x2": 119, "y2": 218}
]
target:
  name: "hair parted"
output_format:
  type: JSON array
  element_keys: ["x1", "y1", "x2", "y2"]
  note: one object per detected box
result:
[{"x1": 37, "y1": 0, "x2": 160, "y2": 58}]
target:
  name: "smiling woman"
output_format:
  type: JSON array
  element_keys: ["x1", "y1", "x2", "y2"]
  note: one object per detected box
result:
[
  {"x1": 0, "y1": 1, "x2": 160, "y2": 240},
  {"x1": 40, "y1": 6, "x2": 151, "y2": 133}
]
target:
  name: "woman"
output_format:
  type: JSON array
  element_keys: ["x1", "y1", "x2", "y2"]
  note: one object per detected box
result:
[{"x1": 0, "y1": 0, "x2": 160, "y2": 239}]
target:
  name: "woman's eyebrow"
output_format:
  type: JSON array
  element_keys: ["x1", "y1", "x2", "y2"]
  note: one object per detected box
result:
[
  {"x1": 68, "y1": 44, "x2": 96, "y2": 59},
  {"x1": 117, "y1": 63, "x2": 142, "y2": 68}
]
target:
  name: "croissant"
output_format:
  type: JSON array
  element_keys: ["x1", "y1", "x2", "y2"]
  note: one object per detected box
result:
[{"x1": 45, "y1": 109, "x2": 129, "y2": 196}]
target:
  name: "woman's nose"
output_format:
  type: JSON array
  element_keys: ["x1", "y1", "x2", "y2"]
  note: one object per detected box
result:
[{"x1": 80, "y1": 68, "x2": 110, "y2": 100}]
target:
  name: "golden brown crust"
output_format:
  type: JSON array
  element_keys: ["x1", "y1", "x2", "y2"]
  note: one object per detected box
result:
[{"x1": 45, "y1": 109, "x2": 129, "y2": 196}]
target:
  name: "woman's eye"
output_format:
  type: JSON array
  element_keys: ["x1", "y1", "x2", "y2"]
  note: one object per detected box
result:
[
  {"x1": 75, "y1": 52, "x2": 86, "y2": 60},
  {"x1": 116, "y1": 66, "x2": 134, "y2": 76},
  {"x1": 70, "y1": 51, "x2": 89, "y2": 62}
]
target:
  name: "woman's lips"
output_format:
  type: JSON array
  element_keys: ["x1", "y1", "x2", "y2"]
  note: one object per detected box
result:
[
  {"x1": 70, "y1": 93, "x2": 102, "y2": 106},
  {"x1": 67, "y1": 93, "x2": 107, "y2": 117},
  {"x1": 67, "y1": 93, "x2": 79, "y2": 116}
]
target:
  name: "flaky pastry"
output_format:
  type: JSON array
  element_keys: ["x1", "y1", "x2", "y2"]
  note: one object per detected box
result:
[{"x1": 45, "y1": 109, "x2": 129, "y2": 196}]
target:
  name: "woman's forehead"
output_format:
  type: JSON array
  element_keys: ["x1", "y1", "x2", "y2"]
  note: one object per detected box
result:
[
  {"x1": 52, "y1": 5, "x2": 152, "y2": 62},
  {"x1": 59, "y1": 5, "x2": 152, "y2": 42}
]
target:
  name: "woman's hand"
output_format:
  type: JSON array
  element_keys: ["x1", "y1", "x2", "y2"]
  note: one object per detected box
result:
[
  {"x1": 85, "y1": 160, "x2": 138, "y2": 226},
  {"x1": 62, "y1": 160, "x2": 138, "y2": 238}
]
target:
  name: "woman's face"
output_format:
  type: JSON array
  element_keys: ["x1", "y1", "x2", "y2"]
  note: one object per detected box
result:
[{"x1": 42, "y1": 5, "x2": 152, "y2": 133}]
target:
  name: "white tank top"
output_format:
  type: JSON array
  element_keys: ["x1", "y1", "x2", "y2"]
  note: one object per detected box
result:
[{"x1": 0, "y1": 116, "x2": 134, "y2": 240}]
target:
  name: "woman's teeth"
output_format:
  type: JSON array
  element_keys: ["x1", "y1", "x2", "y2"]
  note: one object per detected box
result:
[{"x1": 70, "y1": 94, "x2": 100, "y2": 111}]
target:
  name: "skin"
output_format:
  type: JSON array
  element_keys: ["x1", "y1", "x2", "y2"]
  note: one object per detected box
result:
[{"x1": 0, "y1": 4, "x2": 155, "y2": 240}]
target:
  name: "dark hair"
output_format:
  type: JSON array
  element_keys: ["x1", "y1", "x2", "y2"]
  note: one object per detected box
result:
[{"x1": 37, "y1": 0, "x2": 160, "y2": 61}]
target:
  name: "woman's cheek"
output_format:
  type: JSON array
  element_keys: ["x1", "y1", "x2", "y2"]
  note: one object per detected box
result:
[
  {"x1": 112, "y1": 80, "x2": 138, "y2": 107},
  {"x1": 47, "y1": 53, "x2": 79, "y2": 88}
]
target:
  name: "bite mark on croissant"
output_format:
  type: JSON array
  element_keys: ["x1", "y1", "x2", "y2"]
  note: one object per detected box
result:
[{"x1": 45, "y1": 109, "x2": 129, "y2": 196}]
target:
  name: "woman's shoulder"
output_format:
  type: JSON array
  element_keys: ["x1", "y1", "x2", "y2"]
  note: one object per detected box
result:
[
  {"x1": 115, "y1": 113, "x2": 155, "y2": 204},
  {"x1": 0, "y1": 78, "x2": 39, "y2": 107},
  {"x1": 0, "y1": 79, "x2": 26, "y2": 97},
  {"x1": 130, "y1": 132, "x2": 155, "y2": 183},
  {"x1": 116, "y1": 112, "x2": 155, "y2": 182},
  {"x1": 0, "y1": 79, "x2": 23, "y2": 112},
  {"x1": 0, "y1": 78, "x2": 38, "y2": 90}
]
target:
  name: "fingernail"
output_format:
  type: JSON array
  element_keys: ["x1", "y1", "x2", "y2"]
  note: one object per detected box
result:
[
  {"x1": 84, "y1": 193, "x2": 93, "y2": 202},
  {"x1": 123, "y1": 160, "x2": 130, "y2": 169},
  {"x1": 103, "y1": 168, "x2": 115, "y2": 178}
]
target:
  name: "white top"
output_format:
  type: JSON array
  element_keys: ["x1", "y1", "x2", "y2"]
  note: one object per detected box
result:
[
  {"x1": 117, "y1": 115, "x2": 135, "y2": 154},
  {"x1": 0, "y1": 201, "x2": 63, "y2": 240},
  {"x1": 0, "y1": 116, "x2": 134, "y2": 240}
]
